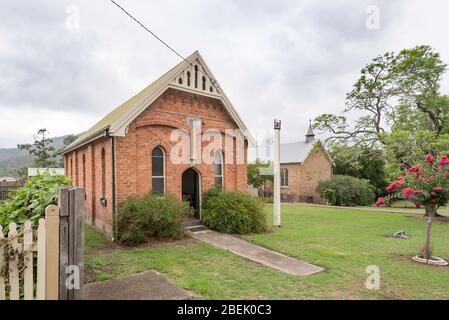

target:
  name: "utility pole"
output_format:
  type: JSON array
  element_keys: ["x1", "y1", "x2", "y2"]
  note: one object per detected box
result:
[{"x1": 273, "y1": 119, "x2": 281, "y2": 227}]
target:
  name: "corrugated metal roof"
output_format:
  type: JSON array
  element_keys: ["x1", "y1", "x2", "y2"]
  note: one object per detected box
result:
[{"x1": 280, "y1": 141, "x2": 315, "y2": 164}]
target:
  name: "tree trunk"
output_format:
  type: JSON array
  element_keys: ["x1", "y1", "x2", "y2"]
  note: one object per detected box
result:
[
  {"x1": 423, "y1": 206, "x2": 435, "y2": 260},
  {"x1": 424, "y1": 210, "x2": 442, "y2": 217}
]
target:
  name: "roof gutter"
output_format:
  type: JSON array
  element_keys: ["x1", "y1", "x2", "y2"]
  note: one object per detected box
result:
[{"x1": 60, "y1": 127, "x2": 109, "y2": 155}]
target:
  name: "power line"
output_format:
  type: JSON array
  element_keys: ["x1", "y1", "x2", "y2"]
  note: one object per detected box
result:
[{"x1": 108, "y1": 0, "x2": 218, "y2": 88}]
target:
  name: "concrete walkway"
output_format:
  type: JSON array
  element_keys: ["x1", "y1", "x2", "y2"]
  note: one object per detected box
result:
[
  {"x1": 189, "y1": 229, "x2": 324, "y2": 276},
  {"x1": 84, "y1": 271, "x2": 194, "y2": 300}
]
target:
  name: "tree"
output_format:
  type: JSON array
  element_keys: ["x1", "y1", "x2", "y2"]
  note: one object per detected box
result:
[
  {"x1": 377, "y1": 153, "x2": 449, "y2": 260},
  {"x1": 17, "y1": 128, "x2": 57, "y2": 168},
  {"x1": 63, "y1": 134, "x2": 78, "y2": 147},
  {"x1": 330, "y1": 145, "x2": 387, "y2": 196},
  {"x1": 314, "y1": 52, "x2": 395, "y2": 147},
  {"x1": 314, "y1": 45, "x2": 449, "y2": 169},
  {"x1": 247, "y1": 159, "x2": 273, "y2": 191}
]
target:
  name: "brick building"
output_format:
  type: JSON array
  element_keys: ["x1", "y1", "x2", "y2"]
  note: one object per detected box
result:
[
  {"x1": 62, "y1": 51, "x2": 253, "y2": 237},
  {"x1": 265, "y1": 123, "x2": 333, "y2": 203}
]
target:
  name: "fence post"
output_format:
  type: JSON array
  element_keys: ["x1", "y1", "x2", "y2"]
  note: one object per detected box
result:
[
  {"x1": 59, "y1": 187, "x2": 84, "y2": 300},
  {"x1": 36, "y1": 218, "x2": 46, "y2": 300},
  {"x1": 0, "y1": 225, "x2": 5, "y2": 300},
  {"x1": 8, "y1": 223, "x2": 19, "y2": 300},
  {"x1": 45, "y1": 205, "x2": 59, "y2": 300},
  {"x1": 58, "y1": 187, "x2": 70, "y2": 300},
  {"x1": 23, "y1": 220, "x2": 34, "y2": 300},
  {"x1": 72, "y1": 187, "x2": 85, "y2": 300}
]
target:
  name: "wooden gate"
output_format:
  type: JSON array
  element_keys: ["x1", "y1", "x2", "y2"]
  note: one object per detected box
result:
[{"x1": 0, "y1": 187, "x2": 84, "y2": 300}]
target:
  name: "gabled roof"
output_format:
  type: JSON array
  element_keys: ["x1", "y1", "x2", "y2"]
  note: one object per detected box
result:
[
  {"x1": 63, "y1": 51, "x2": 254, "y2": 153},
  {"x1": 280, "y1": 141, "x2": 315, "y2": 164},
  {"x1": 280, "y1": 140, "x2": 332, "y2": 165}
]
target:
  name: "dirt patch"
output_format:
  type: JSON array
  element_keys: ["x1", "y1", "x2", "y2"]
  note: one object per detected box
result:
[{"x1": 119, "y1": 235, "x2": 198, "y2": 249}]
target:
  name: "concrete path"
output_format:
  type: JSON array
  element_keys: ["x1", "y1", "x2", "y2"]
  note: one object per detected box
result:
[
  {"x1": 84, "y1": 271, "x2": 194, "y2": 300},
  {"x1": 189, "y1": 229, "x2": 324, "y2": 276}
]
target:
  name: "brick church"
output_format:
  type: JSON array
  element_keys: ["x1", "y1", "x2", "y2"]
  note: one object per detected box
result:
[
  {"x1": 278, "y1": 123, "x2": 332, "y2": 203},
  {"x1": 62, "y1": 51, "x2": 253, "y2": 236},
  {"x1": 262, "y1": 123, "x2": 333, "y2": 203}
]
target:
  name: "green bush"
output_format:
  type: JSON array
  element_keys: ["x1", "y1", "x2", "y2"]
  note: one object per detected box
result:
[
  {"x1": 0, "y1": 172, "x2": 72, "y2": 231},
  {"x1": 202, "y1": 190, "x2": 267, "y2": 234},
  {"x1": 316, "y1": 175, "x2": 376, "y2": 206},
  {"x1": 117, "y1": 193, "x2": 190, "y2": 244},
  {"x1": 323, "y1": 188, "x2": 336, "y2": 205}
]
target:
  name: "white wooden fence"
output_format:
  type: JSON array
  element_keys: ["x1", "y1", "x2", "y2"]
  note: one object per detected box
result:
[{"x1": 0, "y1": 205, "x2": 59, "y2": 300}]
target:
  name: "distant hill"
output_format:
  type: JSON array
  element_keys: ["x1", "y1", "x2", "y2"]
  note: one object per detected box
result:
[{"x1": 0, "y1": 134, "x2": 75, "y2": 178}]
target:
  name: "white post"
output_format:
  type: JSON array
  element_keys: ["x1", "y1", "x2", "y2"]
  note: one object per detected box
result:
[{"x1": 273, "y1": 119, "x2": 281, "y2": 227}]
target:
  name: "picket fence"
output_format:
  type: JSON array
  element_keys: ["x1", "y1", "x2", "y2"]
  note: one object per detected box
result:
[{"x1": 0, "y1": 205, "x2": 59, "y2": 300}]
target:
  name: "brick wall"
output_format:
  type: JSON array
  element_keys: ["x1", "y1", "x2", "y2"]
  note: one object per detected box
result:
[
  {"x1": 297, "y1": 144, "x2": 332, "y2": 203},
  {"x1": 65, "y1": 88, "x2": 248, "y2": 235},
  {"x1": 266, "y1": 143, "x2": 332, "y2": 204}
]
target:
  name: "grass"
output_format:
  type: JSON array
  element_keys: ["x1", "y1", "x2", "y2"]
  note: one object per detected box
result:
[{"x1": 85, "y1": 205, "x2": 449, "y2": 299}]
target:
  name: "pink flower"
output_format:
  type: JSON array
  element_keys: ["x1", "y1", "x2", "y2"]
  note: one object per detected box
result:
[
  {"x1": 415, "y1": 200, "x2": 422, "y2": 208},
  {"x1": 438, "y1": 165, "x2": 443, "y2": 171},
  {"x1": 431, "y1": 199, "x2": 437, "y2": 205},
  {"x1": 414, "y1": 189, "x2": 424, "y2": 194},
  {"x1": 375, "y1": 198, "x2": 384, "y2": 207},
  {"x1": 418, "y1": 177, "x2": 425, "y2": 182},
  {"x1": 438, "y1": 156, "x2": 449, "y2": 165},
  {"x1": 408, "y1": 165, "x2": 420, "y2": 174},
  {"x1": 386, "y1": 180, "x2": 404, "y2": 192},
  {"x1": 425, "y1": 154, "x2": 434, "y2": 164},
  {"x1": 401, "y1": 188, "x2": 415, "y2": 197},
  {"x1": 431, "y1": 192, "x2": 436, "y2": 196},
  {"x1": 435, "y1": 187, "x2": 445, "y2": 191},
  {"x1": 429, "y1": 176, "x2": 434, "y2": 181}
]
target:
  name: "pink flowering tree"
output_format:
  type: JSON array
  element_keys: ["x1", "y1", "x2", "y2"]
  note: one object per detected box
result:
[{"x1": 376, "y1": 154, "x2": 449, "y2": 259}]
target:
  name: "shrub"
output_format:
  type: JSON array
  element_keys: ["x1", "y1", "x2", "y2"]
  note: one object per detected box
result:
[
  {"x1": 117, "y1": 193, "x2": 190, "y2": 244},
  {"x1": 0, "y1": 172, "x2": 71, "y2": 231},
  {"x1": 202, "y1": 190, "x2": 267, "y2": 233},
  {"x1": 322, "y1": 188, "x2": 336, "y2": 205},
  {"x1": 316, "y1": 175, "x2": 376, "y2": 206}
]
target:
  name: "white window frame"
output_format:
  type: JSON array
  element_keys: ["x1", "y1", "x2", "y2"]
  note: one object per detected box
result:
[
  {"x1": 214, "y1": 150, "x2": 224, "y2": 188},
  {"x1": 152, "y1": 147, "x2": 166, "y2": 195},
  {"x1": 280, "y1": 168, "x2": 288, "y2": 187}
]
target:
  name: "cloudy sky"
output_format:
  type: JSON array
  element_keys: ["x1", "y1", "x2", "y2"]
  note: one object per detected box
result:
[{"x1": 1, "y1": 0, "x2": 449, "y2": 148}]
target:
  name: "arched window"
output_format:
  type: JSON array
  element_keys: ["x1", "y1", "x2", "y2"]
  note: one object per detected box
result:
[
  {"x1": 202, "y1": 76, "x2": 206, "y2": 90},
  {"x1": 214, "y1": 150, "x2": 223, "y2": 188},
  {"x1": 152, "y1": 147, "x2": 165, "y2": 195},
  {"x1": 82, "y1": 154, "x2": 86, "y2": 187},
  {"x1": 194, "y1": 65, "x2": 198, "y2": 88},
  {"x1": 178, "y1": 77, "x2": 183, "y2": 85},
  {"x1": 187, "y1": 71, "x2": 191, "y2": 86},
  {"x1": 101, "y1": 148, "x2": 106, "y2": 197},
  {"x1": 280, "y1": 169, "x2": 288, "y2": 187}
]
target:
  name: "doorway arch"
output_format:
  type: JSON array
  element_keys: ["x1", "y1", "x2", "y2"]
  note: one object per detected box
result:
[{"x1": 182, "y1": 167, "x2": 201, "y2": 219}]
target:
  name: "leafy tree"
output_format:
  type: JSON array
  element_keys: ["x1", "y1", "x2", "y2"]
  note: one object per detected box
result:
[
  {"x1": 17, "y1": 129, "x2": 57, "y2": 168},
  {"x1": 314, "y1": 45, "x2": 449, "y2": 171},
  {"x1": 378, "y1": 153, "x2": 449, "y2": 260},
  {"x1": 62, "y1": 134, "x2": 78, "y2": 147},
  {"x1": 247, "y1": 159, "x2": 273, "y2": 189},
  {"x1": 330, "y1": 146, "x2": 387, "y2": 196}
]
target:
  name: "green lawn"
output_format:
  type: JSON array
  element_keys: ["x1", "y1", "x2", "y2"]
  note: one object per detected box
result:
[{"x1": 85, "y1": 205, "x2": 449, "y2": 299}]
